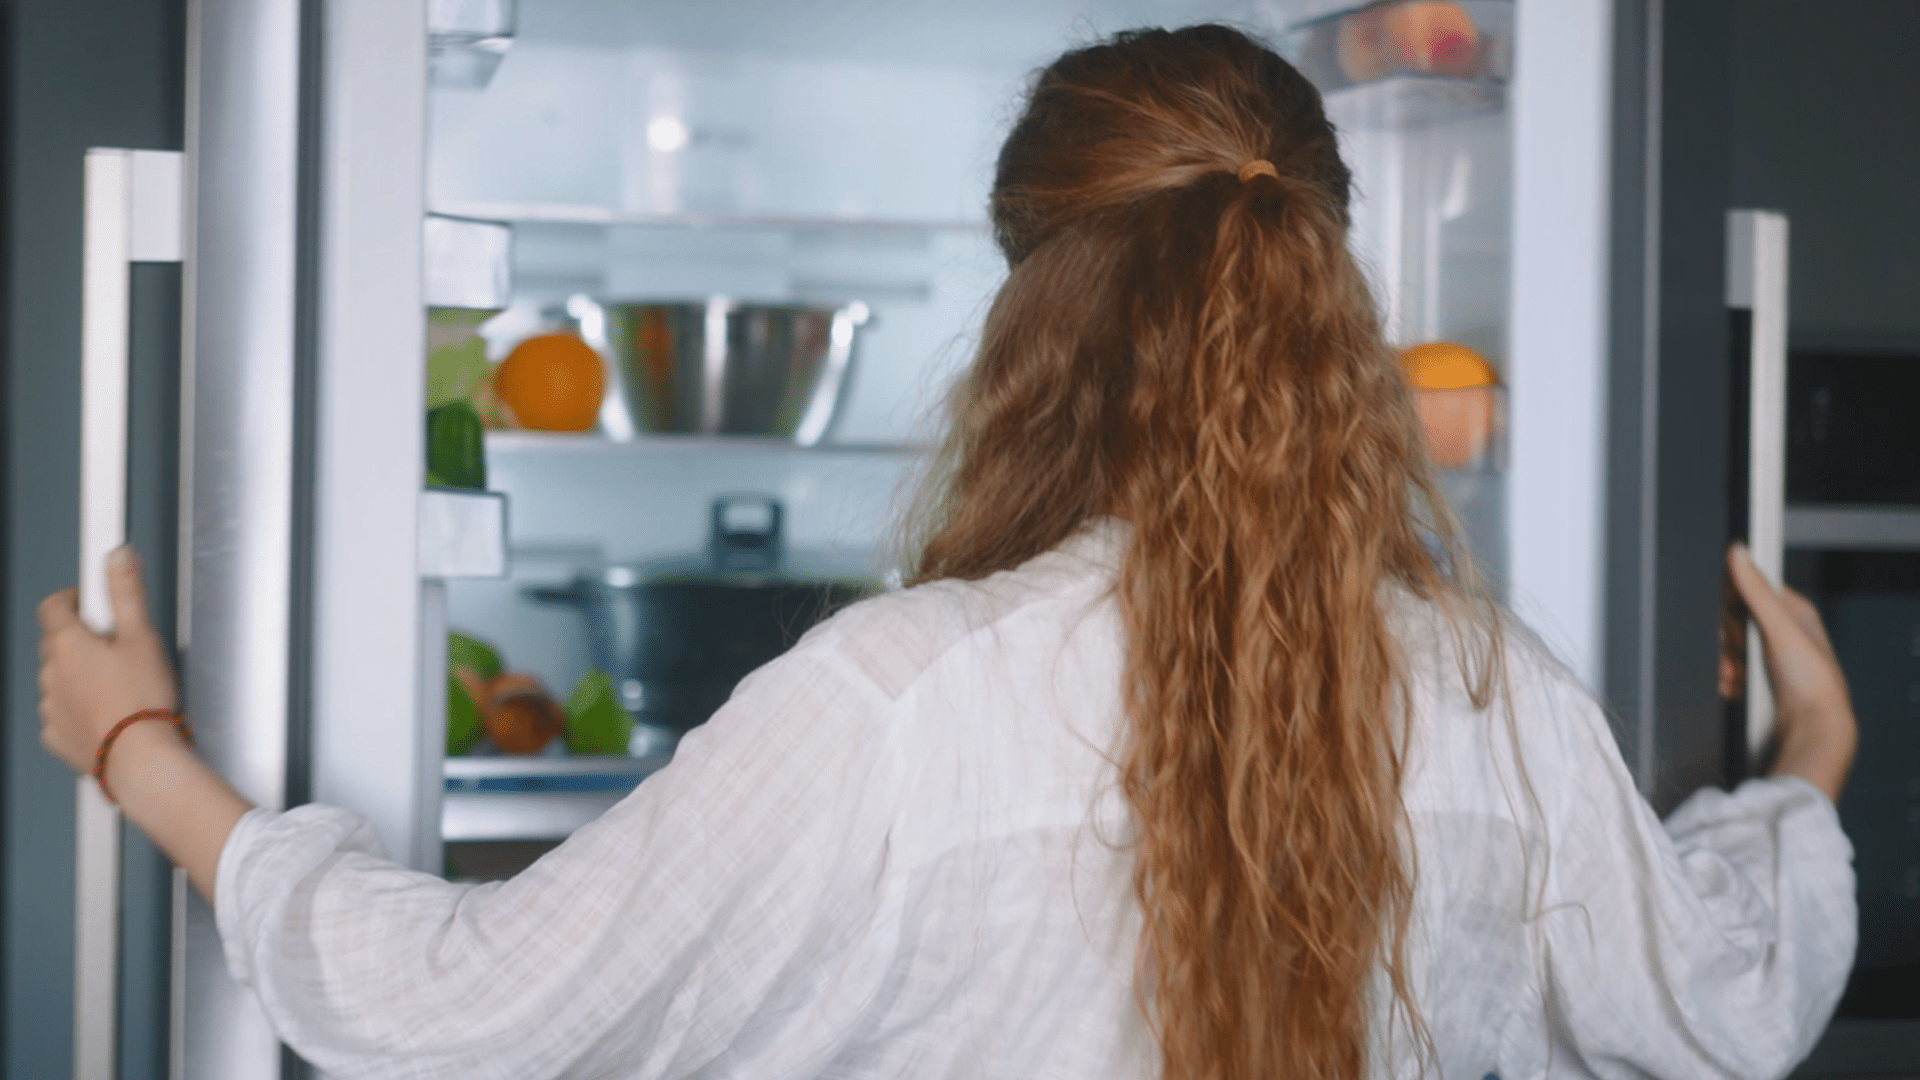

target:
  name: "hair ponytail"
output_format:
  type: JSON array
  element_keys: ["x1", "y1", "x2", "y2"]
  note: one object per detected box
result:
[
  {"x1": 909, "y1": 25, "x2": 1482, "y2": 1079},
  {"x1": 1120, "y1": 157, "x2": 1441, "y2": 1080}
]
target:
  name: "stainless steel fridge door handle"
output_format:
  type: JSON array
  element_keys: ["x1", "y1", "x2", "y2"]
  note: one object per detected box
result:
[
  {"x1": 76, "y1": 146, "x2": 183, "y2": 1080},
  {"x1": 1727, "y1": 209, "x2": 1790, "y2": 757}
]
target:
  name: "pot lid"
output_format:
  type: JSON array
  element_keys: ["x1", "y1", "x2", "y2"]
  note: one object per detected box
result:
[{"x1": 606, "y1": 493, "x2": 882, "y2": 589}]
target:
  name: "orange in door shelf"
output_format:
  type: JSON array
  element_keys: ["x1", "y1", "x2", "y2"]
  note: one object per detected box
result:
[
  {"x1": 1402, "y1": 341, "x2": 1499, "y2": 470},
  {"x1": 494, "y1": 333, "x2": 606, "y2": 431}
]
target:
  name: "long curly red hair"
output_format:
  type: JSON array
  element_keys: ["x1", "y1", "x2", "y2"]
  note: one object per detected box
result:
[{"x1": 908, "y1": 23, "x2": 1487, "y2": 1080}]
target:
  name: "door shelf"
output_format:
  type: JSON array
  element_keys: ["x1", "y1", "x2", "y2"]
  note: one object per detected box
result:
[{"x1": 420, "y1": 487, "x2": 510, "y2": 578}]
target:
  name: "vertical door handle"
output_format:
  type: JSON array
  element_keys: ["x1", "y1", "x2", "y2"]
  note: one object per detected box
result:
[
  {"x1": 75, "y1": 147, "x2": 183, "y2": 1080},
  {"x1": 1727, "y1": 209, "x2": 1790, "y2": 758}
]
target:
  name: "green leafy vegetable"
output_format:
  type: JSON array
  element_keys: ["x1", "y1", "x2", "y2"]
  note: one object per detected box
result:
[
  {"x1": 564, "y1": 669, "x2": 635, "y2": 756},
  {"x1": 448, "y1": 631, "x2": 504, "y2": 681},
  {"x1": 446, "y1": 670, "x2": 485, "y2": 756}
]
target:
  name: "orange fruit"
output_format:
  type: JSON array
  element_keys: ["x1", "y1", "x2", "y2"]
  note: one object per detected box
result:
[
  {"x1": 1401, "y1": 340, "x2": 1496, "y2": 389},
  {"x1": 483, "y1": 673, "x2": 565, "y2": 754},
  {"x1": 493, "y1": 333, "x2": 605, "y2": 431},
  {"x1": 1401, "y1": 342, "x2": 1498, "y2": 470}
]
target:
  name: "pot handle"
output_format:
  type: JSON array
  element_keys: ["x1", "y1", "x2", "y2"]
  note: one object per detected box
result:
[
  {"x1": 709, "y1": 493, "x2": 783, "y2": 570},
  {"x1": 523, "y1": 575, "x2": 621, "y2": 677}
]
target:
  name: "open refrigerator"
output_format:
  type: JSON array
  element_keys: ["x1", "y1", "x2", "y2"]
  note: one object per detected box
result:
[
  {"x1": 416, "y1": 0, "x2": 1603, "y2": 881},
  {"x1": 72, "y1": 0, "x2": 1625, "y2": 1075}
]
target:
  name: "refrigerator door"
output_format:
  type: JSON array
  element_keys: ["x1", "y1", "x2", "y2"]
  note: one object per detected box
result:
[
  {"x1": 305, "y1": 0, "x2": 433, "y2": 878},
  {"x1": 181, "y1": 1, "x2": 433, "y2": 1076},
  {"x1": 1602, "y1": 0, "x2": 1747, "y2": 807},
  {"x1": 1507, "y1": 0, "x2": 1611, "y2": 695},
  {"x1": 178, "y1": 0, "x2": 304, "y2": 1074}
]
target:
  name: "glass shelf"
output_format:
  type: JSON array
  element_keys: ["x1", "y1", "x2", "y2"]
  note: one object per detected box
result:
[
  {"x1": 443, "y1": 753, "x2": 672, "y2": 841},
  {"x1": 483, "y1": 430, "x2": 924, "y2": 454},
  {"x1": 1325, "y1": 75, "x2": 1508, "y2": 129},
  {"x1": 430, "y1": 199, "x2": 989, "y2": 235},
  {"x1": 445, "y1": 752, "x2": 670, "y2": 788}
]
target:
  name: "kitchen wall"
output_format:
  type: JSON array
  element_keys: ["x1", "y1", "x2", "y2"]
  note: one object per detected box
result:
[
  {"x1": 0, "y1": 1, "x2": 186, "y2": 1075},
  {"x1": 1729, "y1": 0, "x2": 1920, "y2": 352},
  {"x1": 1727, "y1": 2, "x2": 1920, "y2": 1066}
]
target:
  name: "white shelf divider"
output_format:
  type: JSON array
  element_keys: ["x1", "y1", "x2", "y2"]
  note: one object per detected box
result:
[
  {"x1": 418, "y1": 488, "x2": 510, "y2": 578},
  {"x1": 1784, "y1": 506, "x2": 1920, "y2": 550}
]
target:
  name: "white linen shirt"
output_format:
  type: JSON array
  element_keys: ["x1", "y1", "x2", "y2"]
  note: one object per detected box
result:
[{"x1": 217, "y1": 522, "x2": 1856, "y2": 1079}]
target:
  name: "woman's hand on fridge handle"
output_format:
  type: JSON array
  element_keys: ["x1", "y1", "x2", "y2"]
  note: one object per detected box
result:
[
  {"x1": 37, "y1": 545, "x2": 251, "y2": 902},
  {"x1": 1727, "y1": 542, "x2": 1858, "y2": 804},
  {"x1": 37, "y1": 546, "x2": 177, "y2": 773}
]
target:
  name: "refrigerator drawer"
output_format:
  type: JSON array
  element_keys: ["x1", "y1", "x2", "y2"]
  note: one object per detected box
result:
[
  {"x1": 442, "y1": 791, "x2": 625, "y2": 841},
  {"x1": 1787, "y1": 352, "x2": 1920, "y2": 505}
]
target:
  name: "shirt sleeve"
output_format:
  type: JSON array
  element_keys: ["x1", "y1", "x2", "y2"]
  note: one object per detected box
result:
[
  {"x1": 215, "y1": 637, "x2": 904, "y2": 1080},
  {"x1": 1520, "y1": 665, "x2": 1857, "y2": 1080}
]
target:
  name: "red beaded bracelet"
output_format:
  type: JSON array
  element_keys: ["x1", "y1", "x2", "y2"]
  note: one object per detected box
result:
[{"x1": 91, "y1": 709, "x2": 193, "y2": 804}]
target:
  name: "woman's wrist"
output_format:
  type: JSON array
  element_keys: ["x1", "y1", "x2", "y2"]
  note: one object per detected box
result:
[
  {"x1": 102, "y1": 718, "x2": 197, "y2": 804},
  {"x1": 99, "y1": 721, "x2": 252, "y2": 903},
  {"x1": 1769, "y1": 711, "x2": 1858, "y2": 804},
  {"x1": 93, "y1": 710, "x2": 187, "y2": 801}
]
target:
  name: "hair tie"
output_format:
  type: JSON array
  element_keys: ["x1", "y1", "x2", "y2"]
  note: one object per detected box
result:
[{"x1": 1236, "y1": 159, "x2": 1278, "y2": 183}]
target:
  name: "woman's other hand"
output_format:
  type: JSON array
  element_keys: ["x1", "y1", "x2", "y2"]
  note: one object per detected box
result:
[
  {"x1": 38, "y1": 545, "x2": 246, "y2": 902},
  {"x1": 1727, "y1": 543, "x2": 1858, "y2": 803},
  {"x1": 38, "y1": 545, "x2": 179, "y2": 775}
]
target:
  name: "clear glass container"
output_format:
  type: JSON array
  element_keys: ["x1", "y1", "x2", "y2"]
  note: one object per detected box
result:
[
  {"x1": 428, "y1": 0, "x2": 517, "y2": 89},
  {"x1": 1280, "y1": 0, "x2": 1514, "y2": 92}
]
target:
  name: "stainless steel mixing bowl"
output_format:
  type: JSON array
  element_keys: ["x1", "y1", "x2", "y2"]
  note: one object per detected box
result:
[{"x1": 581, "y1": 299, "x2": 868, "y2": 446}]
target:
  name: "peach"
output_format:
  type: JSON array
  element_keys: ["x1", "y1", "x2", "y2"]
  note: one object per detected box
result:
[{"x1": 1386, "y1": 1, "x2": 1480, "y2": 78}]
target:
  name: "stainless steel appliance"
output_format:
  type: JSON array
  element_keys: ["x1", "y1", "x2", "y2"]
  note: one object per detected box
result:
[{"x1": 527, "y1": 494, "x2": 876, "y2": 738}]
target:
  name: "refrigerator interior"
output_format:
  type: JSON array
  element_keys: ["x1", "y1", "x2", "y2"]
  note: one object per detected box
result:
[
  {"x1": 429, "y1": 0, "x2": 1518, "y2": 870},
  {"x1": 1330, "y1": 74, "x2": 1512, "y2": 585}
]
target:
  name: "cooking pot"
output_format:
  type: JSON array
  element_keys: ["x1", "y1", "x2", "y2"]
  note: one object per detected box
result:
[{"x1": 526, "y1": 494, "x2": 877, "y2": 740}]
